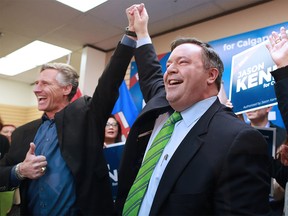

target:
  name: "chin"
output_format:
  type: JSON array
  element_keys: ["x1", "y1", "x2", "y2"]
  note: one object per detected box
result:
[{"x1": 37, "y1": 106, "x2": 46, "y2": 111}]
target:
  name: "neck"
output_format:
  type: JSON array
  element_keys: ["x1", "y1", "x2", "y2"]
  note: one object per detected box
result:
[
  {"x1": 250, "y1": 119, "x2": 268, "y2": 127},
  {"x1": 105, "y1": 137, "x2": 116, "y2": 145}
]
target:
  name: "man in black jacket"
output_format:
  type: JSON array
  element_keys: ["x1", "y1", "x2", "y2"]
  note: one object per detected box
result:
[{"x1": 0, "y1": 35, "x2": 136, "y2": 215}]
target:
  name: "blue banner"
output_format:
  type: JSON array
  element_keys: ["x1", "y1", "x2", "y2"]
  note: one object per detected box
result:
[{"x1": 103, "y1": 142, "x2": 125, "y2": 201}]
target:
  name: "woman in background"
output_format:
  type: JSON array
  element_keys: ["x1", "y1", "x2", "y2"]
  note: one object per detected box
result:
[
  {"x1": 104, "y1": 115, "x2": 122, "y2": 147},
  {"x1": 1, "y1": 124, "x2": 16, "y2": 144}
]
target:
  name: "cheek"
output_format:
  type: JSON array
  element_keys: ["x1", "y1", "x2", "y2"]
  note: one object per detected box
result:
[{"x1": 163, "y1": 73, "x2": 168, "y2": 84}]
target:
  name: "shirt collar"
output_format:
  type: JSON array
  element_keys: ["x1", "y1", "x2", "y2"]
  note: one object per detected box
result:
[{"x1": 180, "y1": 96, "x2": 217, "y2": 127}]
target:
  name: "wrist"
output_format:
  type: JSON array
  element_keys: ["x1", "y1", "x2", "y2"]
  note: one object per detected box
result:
[
  {"x1": 125, "y1": 27, "x2": 137, "y2": 38},
  {"x1": 15, "y1": 163, "x2": 25, "y2": 180}
]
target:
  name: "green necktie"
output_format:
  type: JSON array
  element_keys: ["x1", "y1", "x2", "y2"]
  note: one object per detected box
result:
[{"x1": 123, "y1": 111, "x2": 182, "y2": 216}]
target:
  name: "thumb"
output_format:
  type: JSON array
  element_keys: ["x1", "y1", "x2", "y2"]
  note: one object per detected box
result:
[{"x1": 28, "y1": 142, "x2": 36, "y2": 155}]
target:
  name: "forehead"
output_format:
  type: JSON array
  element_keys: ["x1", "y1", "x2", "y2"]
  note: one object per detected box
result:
[
  {"x1": 36, "y1": 68, "x2": 59, "y2": 81},
  {"x1": 108, "y1": 117, "x2": 117, "y2": 122},
  {"x1": 170, "y1": 43, "x2": 203, "y2": 58}
]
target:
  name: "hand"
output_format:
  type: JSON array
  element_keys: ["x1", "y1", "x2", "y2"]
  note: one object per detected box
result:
[
  {"x1": 266, "y1": 26, "x2": 288, "y2": 68},
  {"x1": 19, "y1": 142, "x2": 48, "y2": 179},
  {"x1": 126, "y1": 3, "x2": 149, "y2": 39},
  {"x1": 225, "y1": 99, "x2": 233, "y2": 109},
  {"x1": 126, "y1": 4, "x2": 138, "y2": 32},
  {"x1": 276, "y1": 143, "x2": 288, "y2": 166},
  {"x1": 133, "y1": 4, "x2": 149, "y2": 39}
]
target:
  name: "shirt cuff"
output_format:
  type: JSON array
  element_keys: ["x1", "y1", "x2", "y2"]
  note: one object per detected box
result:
[
  {"x1": 137, "y1": 37, "x2": 152, "y2": 48},
  {"x1": 121, "y1": 35, "x2": 137, "y2": 48}
]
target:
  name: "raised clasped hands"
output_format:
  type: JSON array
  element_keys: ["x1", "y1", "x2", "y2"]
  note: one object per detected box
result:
[{"x1": 126, "y1": 3, "x2": 149, "y2": 39}]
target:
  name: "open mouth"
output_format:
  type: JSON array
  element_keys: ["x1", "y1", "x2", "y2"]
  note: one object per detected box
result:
[
  {"x1": 168, "y1": 79, "x2": 183, "y2": 85},
  {"x1": 37, "y1": 96, "x2": 47, "y2": 103}
]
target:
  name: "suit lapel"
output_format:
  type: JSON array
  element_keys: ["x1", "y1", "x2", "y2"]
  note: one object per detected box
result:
[
  {"x1": 150, "y1": 99, "x2": 222, "y2": 214},
  {"x1": 55, "y1": 109, "x2": 64, "y2": 150}
]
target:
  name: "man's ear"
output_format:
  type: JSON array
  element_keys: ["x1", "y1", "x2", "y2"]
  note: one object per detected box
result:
[
  {"x1": 207, "y1": 68, "x2": 219, "y2": 85},
  {"x1": 63, "y1": 84, "x2": 73, "y2": 96}
]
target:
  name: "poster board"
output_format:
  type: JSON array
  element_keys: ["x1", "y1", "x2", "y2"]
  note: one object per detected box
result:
[{"x1": 103, "y1": 142, "x2": 125, "y2": 201}]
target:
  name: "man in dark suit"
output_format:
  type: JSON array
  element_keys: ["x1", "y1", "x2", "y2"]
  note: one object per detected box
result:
[
  {"x1": 0, "y1": 35, "x2": 136, "y2": 215},
  {"x1": 116, "y1": 4, "x2": 271, "y2": 215},
  {"x1": 246, "y1": 106, "x2": 286, "y2": 149},
  {"x1": 266, "y1": 26, "x2": 288, "y2": 215}
]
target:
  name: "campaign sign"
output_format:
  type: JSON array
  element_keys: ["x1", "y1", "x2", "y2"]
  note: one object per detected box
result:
[
  {"x1": 230, "y1": 42, "x2": 278, "y2": 114},
  {"x1": 209, "y1": 22, "x2": 288, "y2": 121},
  {"x1": 255, "y1": 127, "x2": 276, "y2": 196},
  {"x1": 103, "y1": 142, "x2": 125, "y2": 201}
]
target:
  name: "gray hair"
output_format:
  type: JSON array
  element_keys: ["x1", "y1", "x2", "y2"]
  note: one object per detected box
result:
[{"x1": 41, "y1": 62, "x2": 79, "y2": 101}]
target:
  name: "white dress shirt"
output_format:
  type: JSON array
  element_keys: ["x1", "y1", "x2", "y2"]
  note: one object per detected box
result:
[{"x1": 138, "y1": 96, "x2": 217, "y2": 215}]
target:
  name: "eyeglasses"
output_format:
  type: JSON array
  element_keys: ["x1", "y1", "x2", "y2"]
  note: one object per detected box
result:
[{"x1": 106, "y1": 122, "x2": 118, "y2": 127}]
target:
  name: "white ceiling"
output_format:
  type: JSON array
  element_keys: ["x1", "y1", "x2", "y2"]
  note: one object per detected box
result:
[{"x1": 0, "y1": 0, "x2": 271, "y2": 84}]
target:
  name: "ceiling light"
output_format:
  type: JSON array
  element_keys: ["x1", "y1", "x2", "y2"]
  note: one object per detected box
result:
[
  {"x1": 56, "y1": 0, "x2": 108, "y2": 12},
  {"x1": 0, "y1": 40, "x2": 71, "y2": 76}
]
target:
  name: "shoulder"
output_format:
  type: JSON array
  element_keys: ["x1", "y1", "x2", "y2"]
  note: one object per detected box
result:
[
  {"x1": 0, "y1": 134, "x2": 9, "y2": 144},
  {"x1": 13, "y1": 119, "x2": 42, "y2": 136}
]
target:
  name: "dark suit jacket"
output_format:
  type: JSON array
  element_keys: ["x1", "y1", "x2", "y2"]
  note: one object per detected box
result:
[
  {"x1": 272, "y1": 66, "x2": 288, "y2": 133},
  {"x1": 0, "y1": 42, "x2": 134, "y2": 215},
  {"x1": 270, "y1": 122, "x2": 287, "y2": 149},
  {"x1": 270, "y1": 66, "x2": 288, "y2": 188},
  {"x1": 0, "y1": 134, "x2": 9, "y2": 160},
  {"x1": 116, "y1": 44, "x2": 271, "y2": 215}
]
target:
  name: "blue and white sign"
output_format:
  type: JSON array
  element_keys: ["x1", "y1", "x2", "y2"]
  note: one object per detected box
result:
[{"x1": 103, "y1": 142, "x2": 125, "y2": 201}]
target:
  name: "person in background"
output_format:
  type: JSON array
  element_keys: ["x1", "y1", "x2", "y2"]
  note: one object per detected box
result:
[
  {"x1": 266, "y1": 26, "x2": 288, "y2": 168},
  {"x1": 0, "y1": 117, "x2": 9, "y2": 160},
  {"x1": 246, "y1": 107, "x2": 286, "y2": 149},
  {"x1": 104, "y1": 115, "x2": 122, "y2": 148},
  {"x1": 1, "y1": 124, "x2": 16, "y2": 144},
  {"x1": 115, "y1": 4, "x2": 271, "y2": 215},
  {"x1": 0, "y1": 117, "x2": 12, "y2": 216},
  {"x1": 266, "y1": 26, "x2": 288, "y2": 216},
  {"x1": 0, "y1": 123, "x2": 19, "y2": 216},
  {"x1": 246, "y1": 106, "x2": 286, "y2": 216},
  {"x1": 0, "y1": 27, "x2": 136, "y2": 214}
]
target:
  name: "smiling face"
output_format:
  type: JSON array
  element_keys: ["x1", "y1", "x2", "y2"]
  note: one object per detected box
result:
[
  {"x1": 33, "y1": 69, "x2": 72, "y2": 119},
  {"x1": 105, "y1": 117, "x2": 119, "y2": 144},
  {"x1": 164, "y1": 43, "x2": 219, "y2": 111}
]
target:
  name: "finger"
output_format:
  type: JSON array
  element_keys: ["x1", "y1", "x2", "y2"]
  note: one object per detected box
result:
[
  {"x1": 137, "y1": 3, "x2": 144, "y2": 13},
  {"x1": 28, "y1": 142, "x2": 36, "y2": 155},
  {"x1": 272, "y1": 31, "x2": 282, "y2": 44},
  {"x1": 36, "y1": 155, "x2": 47, "y2": 162},
  {"x1": 280, "y1": 26, "x2": 287, "y2": 40},
  {"x1": 266, "y1": 35, "x2": 274, "y2": 49},
  {"x1": 134, "y1": 7, "x2": 140, "y2": 20}
]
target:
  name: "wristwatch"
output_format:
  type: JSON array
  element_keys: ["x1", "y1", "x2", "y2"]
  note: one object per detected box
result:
[
  {"x1": 15, "y1": 163, "x2": 25, "y2": 180},
  {"x1": 125, "y1": 27, "x2": 137, "y2": 38}
]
